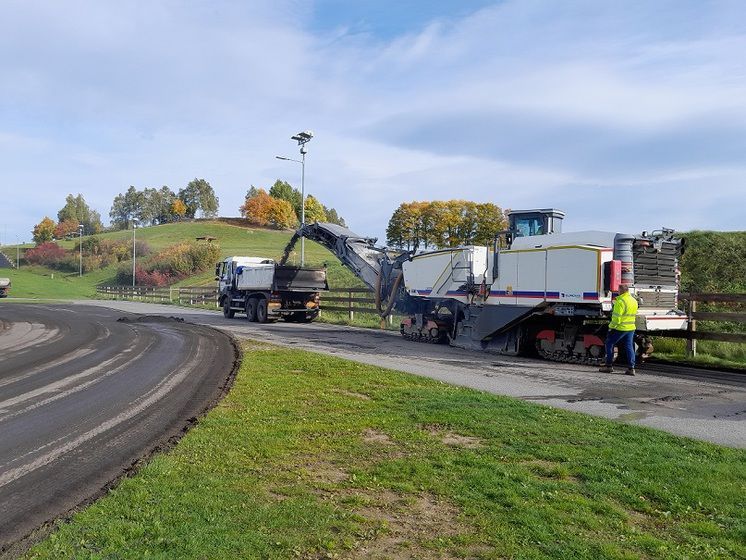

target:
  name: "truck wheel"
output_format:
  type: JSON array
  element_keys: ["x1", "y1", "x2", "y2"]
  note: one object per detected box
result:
[
  {"x1": 245, "y1": 298, "x2": 257, "y2": 322},
  {"x1": 256, "y1": 299, "x2": 269, "y2": 323},
  {"x1": 223, "y1": 299, "x2": 235, "y2": 319}
]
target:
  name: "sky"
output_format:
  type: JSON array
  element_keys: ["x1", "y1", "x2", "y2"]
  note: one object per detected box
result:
[{"x1": 1, "y1": 0, "x2": 745, "y2": 246}]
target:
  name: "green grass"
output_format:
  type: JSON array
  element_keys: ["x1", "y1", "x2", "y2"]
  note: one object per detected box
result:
[
  {"x1": 651, "y1": 338, "x2": 746, "y2": 370},
  {"x1": 0, "y1": 267, "x2": 104, "y2": 299},
  {"x1": 26, "y1": 343, "x2": 746, "y2": 560},
  {"x1": 1, "y1": 221, "x2": 363, "y2": 298}
]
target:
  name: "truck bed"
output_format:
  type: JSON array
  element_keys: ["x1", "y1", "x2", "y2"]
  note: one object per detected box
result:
[
  {"x1": 235, "y1": 265, "x2": 327, "y2": 292},
  {"x1": 273, "y1": 266, "x2": 327, "y2": 292}
]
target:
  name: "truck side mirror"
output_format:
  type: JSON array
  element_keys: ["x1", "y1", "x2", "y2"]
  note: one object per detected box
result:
[{"x1": 215, "y1": 263, "x2": 221, "y2": 276}]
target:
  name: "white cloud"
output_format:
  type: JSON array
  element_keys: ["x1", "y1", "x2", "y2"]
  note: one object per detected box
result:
[{"x1": 1, "y1": 0, "x2": 745, "y2": 247}]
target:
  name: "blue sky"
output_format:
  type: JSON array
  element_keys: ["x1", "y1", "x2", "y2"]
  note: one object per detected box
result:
[{"x1": 1, "y1": 0, "x2": 744, "y2": 245}]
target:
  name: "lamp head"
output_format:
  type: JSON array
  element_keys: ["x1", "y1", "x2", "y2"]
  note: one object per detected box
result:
[{"x1": 291, "y1": 130, "x2": 314, "y2": 144}]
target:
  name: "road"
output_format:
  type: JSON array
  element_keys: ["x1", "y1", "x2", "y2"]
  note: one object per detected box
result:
[
  {"x1": 86, "y1": 300, "x2": 746, "y2": 449},
  {"x1": 0, "y1": 303, "x2": 237, "y2": 552}
]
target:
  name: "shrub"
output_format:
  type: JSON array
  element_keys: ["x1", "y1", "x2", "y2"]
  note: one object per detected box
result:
[
  {"x1": 145, "y1": 242, "x2": 221, "y2": 279},
  {"x1": 25, "y1": 242, "x2": 66, "y2": 267},
  {"x1": 115, "y1": 242, "x2": 219, "y2": 286},
  {"x1": 136, "y1": 267, "x2": 170, "y2": 287}
]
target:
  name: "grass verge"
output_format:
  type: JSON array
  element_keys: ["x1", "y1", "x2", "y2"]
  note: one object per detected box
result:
[
  {"x1": 26, "y1": 343, "x2": 745, "y2": 559},
  {"x1": 652, "y1": 337, "x2": 746, "y2": 370}
]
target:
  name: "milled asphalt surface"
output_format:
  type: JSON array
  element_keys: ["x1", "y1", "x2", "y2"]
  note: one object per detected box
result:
[
  {"x1": 0, "y1": 303, "x2": 237, "y2": 552},
  {"x1": 81, "y1": 299, "x2": 746, "y2": 449}
]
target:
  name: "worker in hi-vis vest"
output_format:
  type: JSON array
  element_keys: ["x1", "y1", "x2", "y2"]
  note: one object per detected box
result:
[{"x1": 599, "y1": 284, "x2": 639, "y2": 376}]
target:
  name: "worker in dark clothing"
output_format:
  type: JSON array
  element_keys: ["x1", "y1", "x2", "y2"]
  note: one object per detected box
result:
[{"x1": 599, "y1": 284, "x2": 638, "y2": 375}]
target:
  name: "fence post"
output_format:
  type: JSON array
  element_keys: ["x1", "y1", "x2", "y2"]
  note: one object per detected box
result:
[
  {"x1": 686, "y1": 295, "x2": 697, "y2": 358},
  {"x1": 348, "y1": 289, "x2": 354, "y2": 321}
]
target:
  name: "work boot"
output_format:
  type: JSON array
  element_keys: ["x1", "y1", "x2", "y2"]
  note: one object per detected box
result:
[
  {"x1": 598, "y1": 366, "x2": 614, "y2": 373},
  {"x1": 624, "y1": 368, "x2": 636, "y2": 376}
]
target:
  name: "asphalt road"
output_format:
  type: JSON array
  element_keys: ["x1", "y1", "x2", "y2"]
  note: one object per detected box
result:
[
  {"x1": 0, "y1": 303, "x2": 237, "y2": 552},
  {"x1": 86, "y1": 300, "x2": 746, "y2": 449}
]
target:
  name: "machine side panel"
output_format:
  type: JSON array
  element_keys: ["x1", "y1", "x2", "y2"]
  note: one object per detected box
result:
[
  {"x1": 489, "y1": 252, "x2": 519, "y2": 305},
  {"x1": 516, "y1": 250, "x2": 547, "y2": 304},
  {"x1": 545, "y1": 247, "x2": 607, "y2": 303}
]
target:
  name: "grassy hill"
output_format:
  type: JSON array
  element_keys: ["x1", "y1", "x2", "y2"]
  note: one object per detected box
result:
[{"x1": 0, "y1": 220, "x2": 365, "y2": 299}]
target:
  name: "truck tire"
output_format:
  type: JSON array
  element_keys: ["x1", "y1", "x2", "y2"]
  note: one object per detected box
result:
[
  {"x1": 223, "y1": 299, "x2": 235, "y2": 319},
  {"x1": 245, "y1": 298, "x2": 257, "y2": 322},
  {"x1": 256, "y1": 298, "x2": 269, "y2": 323}
]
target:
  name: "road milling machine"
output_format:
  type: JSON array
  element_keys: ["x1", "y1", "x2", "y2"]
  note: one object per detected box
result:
[{"x1": 281, "y1": 209, "x2": 687, "y2": 364}]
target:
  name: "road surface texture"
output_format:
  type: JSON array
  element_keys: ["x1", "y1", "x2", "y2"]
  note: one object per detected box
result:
[
  {"x1": 84, "y1": 300, "x2": 746, "y2": 449},
  {"x1": 0, "y1": 303, "x2": 238, "y2": 553}
]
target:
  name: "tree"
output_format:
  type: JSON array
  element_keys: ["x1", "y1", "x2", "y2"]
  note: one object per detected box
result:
[
  {"x1": 386, "y1": 200, "x2": 507, "y2": 251},
  {"x1": 267, "y1": 198, "x2": 297, "y2": 229},
  {"x1": 170, "y1": 199, "x2": 187, "y2": 221},
  {"x1": 269, "y1": 180, "x2": 303, "y2": 221},
  {"x1": 109, "y1": 186, "x2": 144, "y2": 230},
  {"x1": 137, "y1": 187, "x2": 160, "y2": 226},
  {"x1": 323, "y1": 205, "x2": 346, "y2": 226},
  {"x1": 32, "y1": 217, "x2": 56, "y2": 245},
  {"x1": 240, "y1": 189, "x2": 274, "y2": 226},
  {"x1": 473, "y1": 203, "x2": 506, "y2": 246},
  {"x1": 54, "y1": 219, "x2": 80, "y2": 240},
  {"x1": 154, "y1": 186, "x2": 178, "y2": 224},
  {"x1": 57, "y1": 193, "x2": 103, "y2": 235},
  {"x1": 303, "y1": 195, "x2": 327, "y2": 223},
  {"x1": 179, "y1": 178, "x2": 219, "y2": 218}
]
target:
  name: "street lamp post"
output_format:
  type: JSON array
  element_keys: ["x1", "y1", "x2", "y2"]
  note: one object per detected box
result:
[
  {"x1": 132, "y1": 221, "x2": 137, "y2": 288},
  {"x1": 16, "y1": 237, "x2": 20, "y2": 269},
  {"x1": 78, "y1": 224, "x2": 84, "y2": 277},
  {"x1": 276, "y1": 130, "x2": 313, "y2": 266}
]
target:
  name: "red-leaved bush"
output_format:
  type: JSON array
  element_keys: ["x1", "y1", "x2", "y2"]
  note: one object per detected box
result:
[
  {"x1": 135, "y1": 267, "x2": 171, "y2": 287},
  {"x1": 24, "y1": 242, "x2": 66, "y2": 266}
]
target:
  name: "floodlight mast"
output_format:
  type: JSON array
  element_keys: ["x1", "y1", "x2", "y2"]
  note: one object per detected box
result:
[{"x1": 277, "y1": 130, "x2": 313, "y2": 265}]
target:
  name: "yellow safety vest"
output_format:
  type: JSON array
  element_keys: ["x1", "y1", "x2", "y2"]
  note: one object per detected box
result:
[{"x1": 609, "y1": 292, "x2": 638, "y2": 331}]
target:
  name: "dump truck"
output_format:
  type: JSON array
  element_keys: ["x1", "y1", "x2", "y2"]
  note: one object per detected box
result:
[
  {"x1": 216, "y1": 257, "x2": 327, "y2": 322},
  {"x1": 0, "y1": 278, "x2": 10, "y2": 298}
]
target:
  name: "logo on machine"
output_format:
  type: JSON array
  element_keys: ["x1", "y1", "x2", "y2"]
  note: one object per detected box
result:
[{"x1": 561, "y1": 292, "x2": 581, "y2": 298}]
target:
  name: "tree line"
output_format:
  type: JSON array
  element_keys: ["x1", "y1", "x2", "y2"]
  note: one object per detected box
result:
[
  {"x1": 239, "y1": 180, "x2": 346, "y2": 229},
  {"x1": 386, "y1": 200, "x2": 507, "y2": 251},
  {"x1": 30, "y1": 176, "x2": 346, "y2": 245},
  {"x1": 109, "y1": 178, "x2": 219, "y2": 230},
  {"x1": 31, "y1": 179, "x2": 219, "y2": 244}
]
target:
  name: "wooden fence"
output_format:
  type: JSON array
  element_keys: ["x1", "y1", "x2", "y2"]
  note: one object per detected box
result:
[
  {"x1": 96, "y1": 285, "x2": 220, "y2": 307},
  {"x1": 644, "y1": 292, "x2": 746, "y2": 357},
  {"x1": 95, "y1": 285, "x2": 392, "y2": 323}
]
